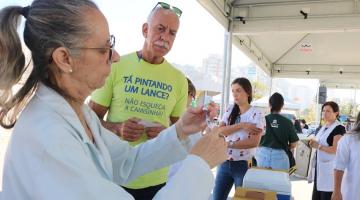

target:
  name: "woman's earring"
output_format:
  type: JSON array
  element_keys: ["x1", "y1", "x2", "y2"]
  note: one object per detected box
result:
[{"x1": 68, "y1": 68, "x2": 73, "y2": 73}]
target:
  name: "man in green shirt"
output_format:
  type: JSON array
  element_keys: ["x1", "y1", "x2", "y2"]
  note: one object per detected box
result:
[{"x1": 89, "y1": 3, "x2": 187, "y2": 200}]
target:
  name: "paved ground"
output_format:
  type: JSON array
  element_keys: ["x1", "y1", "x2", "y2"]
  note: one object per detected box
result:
[{"x1": 0, "y1": 128, "x2": 313, "y2": 199}]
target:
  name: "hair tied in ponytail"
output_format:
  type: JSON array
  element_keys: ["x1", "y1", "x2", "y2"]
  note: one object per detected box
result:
[{"x1": 20, "y1": 6, "x2": 30, "y2": 19}]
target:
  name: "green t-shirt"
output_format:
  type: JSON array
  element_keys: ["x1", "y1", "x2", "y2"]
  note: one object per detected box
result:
[
  {"x1": 260, "y1": 114, "x2": 299, "y2": 149},
  {"x1": 91, "y1": 52, "x2": 188, "y2": 189}
]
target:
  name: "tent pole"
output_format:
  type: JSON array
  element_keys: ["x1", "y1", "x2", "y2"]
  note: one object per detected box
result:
[
  {"x1": 315, "y1": 82, "x2": 321, "y2": 125},
  {"x1": 269, "y1": 77, "x2": 273, "y2": 96},
  {"x1": 220, "y1": 30, "x2": 232, "y2": 117},
  {"x1": 353, "y1": 88, "x2": 357, "y2": 118}
]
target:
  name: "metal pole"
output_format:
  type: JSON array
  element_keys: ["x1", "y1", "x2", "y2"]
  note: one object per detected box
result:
[
  {"x1": 220, "y1": 31, "x2": 232, "y2": 117},
  {"x1": 353, "y1": 88, "x2": 357, "y2": 117},
  {"x1": 315, "y1": 83, "x2": 320, "y2": 124},
  {"x1": 269, "y1": 77, "x2": 273, "y2": 96}
]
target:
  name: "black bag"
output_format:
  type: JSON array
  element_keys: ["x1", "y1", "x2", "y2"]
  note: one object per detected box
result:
[
  {"x1": 265, "y1": 116, "x2": 296, "y2": 174},
  {"x1": 251, "y1": 156, "x2": 257, "y2": 167},
  {"x1": 284, "y1": 147, "x2": 296, "y2": 175}
]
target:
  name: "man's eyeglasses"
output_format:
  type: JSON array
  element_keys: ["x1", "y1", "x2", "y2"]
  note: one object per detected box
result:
[
  {"x1": 71, "y1": 35, "x2": 116, "y2": 64},
  {"x1": 153, "y1": 2, "x2": 182, "y2": 17}
]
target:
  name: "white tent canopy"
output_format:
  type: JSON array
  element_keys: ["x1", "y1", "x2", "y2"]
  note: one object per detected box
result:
[
  {"x1": 197, "y1": 0, "x2": 360, "y2": 89},
  {"x1": 252, "y1": 95, "x2": 301, "y2": 110}
]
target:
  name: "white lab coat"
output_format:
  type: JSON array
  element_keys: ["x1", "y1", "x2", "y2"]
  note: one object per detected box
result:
[
  {"x1": 1, "y1": 84, "x2": 214, "y2": 200},
  {"x1": 308, "y1": 121, "x2": 340, "y2": 192},
  {"x1": 334, "y1": 134, "x2": 360, "y2": 200}
]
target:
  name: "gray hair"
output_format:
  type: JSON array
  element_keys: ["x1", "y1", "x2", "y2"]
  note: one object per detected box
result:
[
  {"x1": 0, "y1": 0, "x2": 98, "y2": 128},
  {"x1": 146, "y1": 7, "x2": 179, "y2": 25},
  {"x1": 349, "y1": 112, "x2": 360, "y2": 139}
]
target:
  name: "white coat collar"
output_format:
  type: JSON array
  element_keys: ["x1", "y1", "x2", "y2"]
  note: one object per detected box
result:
[
  {"x1": 316, "y1": 120, "x2": 340, "y2": 146},
  {"x1": 35, "y1": 83, "x2": 92, "y2": 144},
  {"x1": 35, "y1": 83, "x2": 113, "y2": 179}
]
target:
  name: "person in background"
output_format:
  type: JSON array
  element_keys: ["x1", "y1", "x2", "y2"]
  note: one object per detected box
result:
[
  {"x1": 294, "y1": 119, "x2": 302, "y2": 133},
  {"x1": 345, "y1": 118, "x2": 352, "y2": 132},
  {"x1": 212, "y1": 77, "x2": 264, "y2": 200},
  {"x1": 89, "y1": 3, "x2": 188, "y2": 199},
  {"x1": 291, "y1": 116, "x2": 296, "y2": 126},
  {"x1": 332, "y1": 112, "x2": 360, "y2": 200},
  {"x1": 186, "y1": 77, "x2": 196, "y2": 106},
  {"x1": 0, "y1": 1, "x2": 227, "y2": 199},
  {"x1": 255, "y1": 92, "x2": 299, "y2": 170},
  {"x1": 301, "y1": 119, "x2": 309, "y2": 134},
  {"x1": 301, "y1": 119, "x2": 309, "y2": 129},
  {"x1": 308, "y1": 101, "x2": 346, "y2": 200}
]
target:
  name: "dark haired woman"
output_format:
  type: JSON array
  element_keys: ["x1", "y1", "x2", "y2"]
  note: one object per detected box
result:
[
  {"x1": 255, "y1": 92, "x2": 299, "y2": 170},
  {"x1": 308, "y1": 101, "x2": 345, "y2": 200},
  {"x1": 212, "y1": 77, "x2": 264, "y2": 200}
]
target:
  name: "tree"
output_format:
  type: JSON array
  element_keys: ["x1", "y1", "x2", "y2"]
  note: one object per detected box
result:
[
  {"x1": 252, "y1": 81, "x2": 268, "y2": 101},
  {"x1": 340, "y1": 102, "x2": 354, "y2": 117},
  {"x1": 300, "y1": 104, "x2": 316, "y2": 123}
]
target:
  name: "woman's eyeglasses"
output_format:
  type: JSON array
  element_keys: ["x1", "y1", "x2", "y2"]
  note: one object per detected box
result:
[
  {"x1": 49, "y1": 35, "x2": 116, "y2": 64},
  {"x1": 56, "y1": 35, "x2": 116, "y2": 65},
  {"x1": 153, "y1": 2, "x2": 182, "y2": 17},
  {"x1": 74, "y1": 35, "x2": 115, "y2": 64}
]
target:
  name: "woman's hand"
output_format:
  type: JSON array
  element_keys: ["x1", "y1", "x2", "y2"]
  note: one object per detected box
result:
[
  {"x1": 206, "y1": 102, "x2": 219, "y2": 119},
  {"x1": 240, "y1": 122, "x2": 262, "y2": 135},
  {"x1": 331, "y1": 192, "x2": 343, "y2": 200},
  {"x1": 190, "y1": 127, "x2": 227, "y2": 168},
  {"x1": 309, "y1": 139, "x2": 320, "y2": 149},
  {"x1": 175, "y1": 103, "x2": 219, "y2": 139}
]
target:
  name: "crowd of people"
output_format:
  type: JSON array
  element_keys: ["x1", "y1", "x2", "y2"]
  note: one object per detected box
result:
[{"x1": 0, "y1": 1, "x2": 359, "y2": 200}]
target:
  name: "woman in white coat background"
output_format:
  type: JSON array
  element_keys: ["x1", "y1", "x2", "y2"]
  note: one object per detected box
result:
[
  {"x1": 332, "y1": 112, "x2": 360, "y2": 200},
  {"x1": 0, "y1": 1, "x2": 227, "y2": 199},
  {"x1": 309, "y1": 101, "x2": 346, "y2": 200}
]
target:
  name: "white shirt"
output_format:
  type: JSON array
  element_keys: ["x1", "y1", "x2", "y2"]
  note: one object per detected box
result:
[
  {"x1": 221, "y1": 105, "x2": 265, "y2": 161},
  {"x1": 314, "y1": 121, "x2": 341, "y2": 191},
  {"x1": 334, "y1": 134, "x2": 360, "y2": 200},
  {"x1": 1, "y1": 84, "x2": 214, "y2": 200}
]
